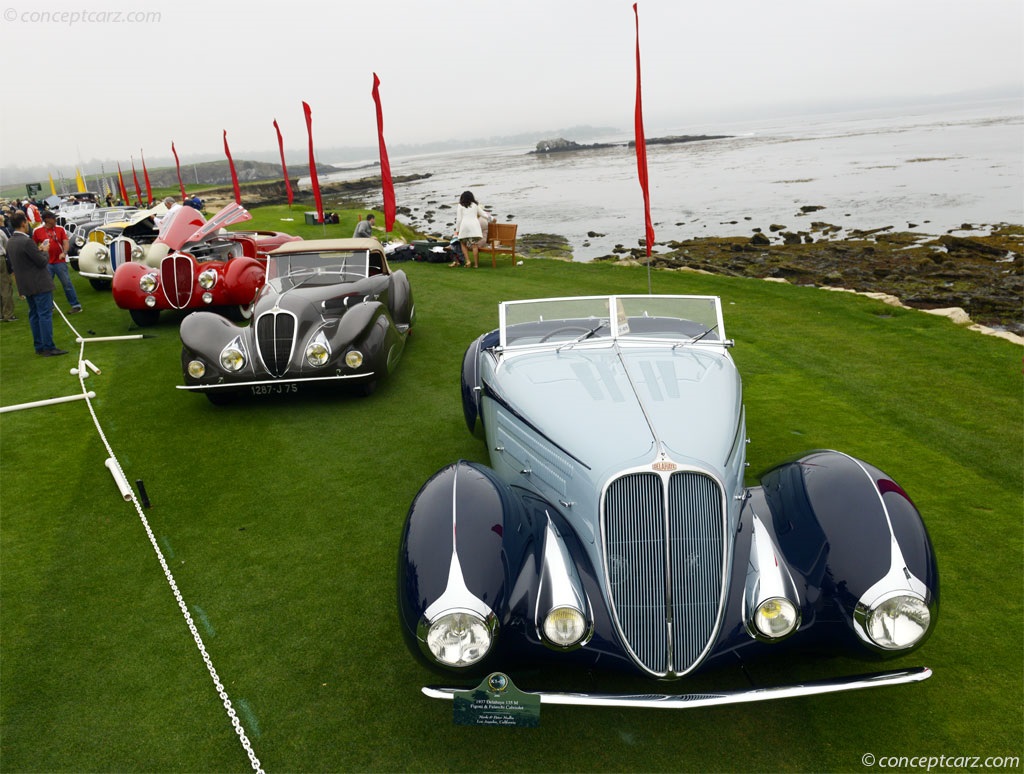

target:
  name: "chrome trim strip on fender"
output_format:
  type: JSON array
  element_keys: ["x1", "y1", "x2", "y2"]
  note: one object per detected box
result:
[{"x1": 422, "y1": 666, "x2": 931, "y2": 708}]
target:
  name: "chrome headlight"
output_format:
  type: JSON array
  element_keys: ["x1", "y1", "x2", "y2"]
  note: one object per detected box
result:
[
  {"x1": 139, "y1": 272, "x2": 158, "y2": 293},
  {"x1": 74, "y1": 234, "x2": 86, "y2": 248},
  {"x1": 752, "y1": 598, "x2": 800, "y2": 640},
  {"x1": 542, "y1": 607, "x2": 588, "y2": 648},
  {"x1": 187, "y1": 360, "x2": 206, "y2": 378},
  {"x1": 345, "y1": 350, "x2": 363, "y2": 369},
  {"x1": 219, "y1": 338, "x2": 246, "y2": 372},
  {"x1": 425, "y1": 611, "x2": 493, "y2": 667},
  {"x1": 198, "y1": 268, "x2": 217, "y2": 289},
  {"x1": 131, "y1": 245, "x2": 143, "y2": 260},
  {"x1": 96, "y1": 246, "x2": 109, "y2": 261},
  {"x1": 860, "y1": 594, "x2": 931, "y2": 651},
  {"x1": 305, "y1": 332, "x2": 331, "y2": 367}
]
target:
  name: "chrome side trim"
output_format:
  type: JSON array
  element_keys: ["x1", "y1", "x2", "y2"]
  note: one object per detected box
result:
[{"x1": 422, "y1": 667, "x2": 931, "y2": 708}]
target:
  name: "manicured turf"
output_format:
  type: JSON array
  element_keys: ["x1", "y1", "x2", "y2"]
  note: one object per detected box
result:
[{"x1": 1, "y1": 231, "x2": 1021, "y2": 772}]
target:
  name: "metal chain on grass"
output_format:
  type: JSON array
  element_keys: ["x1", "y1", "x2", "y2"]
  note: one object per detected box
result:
[{"x1": 56, "y1": 306, "x2": 265, "y2": 774}]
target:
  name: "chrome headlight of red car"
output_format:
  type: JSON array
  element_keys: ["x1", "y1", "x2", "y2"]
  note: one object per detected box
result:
[
  {"x1": 198, "y1": 269, "x2": 217, "y2": 290},
  {"x1": 139, "y1": 272, "x2": 158, "y2": 293}
]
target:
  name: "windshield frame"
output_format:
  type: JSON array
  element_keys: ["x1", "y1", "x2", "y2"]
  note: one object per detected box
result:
[{"x1": 497, "y1": 295, "x2": 726, "y2": 349}]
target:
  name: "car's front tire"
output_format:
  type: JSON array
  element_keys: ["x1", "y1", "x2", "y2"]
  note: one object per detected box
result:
[
  {"x1": 88, "y1": 278, "x2": 111, "y2": 291},
  {"x1": 129, "y1": 308, "x2": 160, "y2": 327},
  {"x1": 205, "y1": 390, "x2": 239, "y2": 406}
]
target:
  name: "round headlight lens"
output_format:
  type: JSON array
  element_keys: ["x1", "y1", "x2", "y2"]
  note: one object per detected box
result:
[
  {"x1": 542, "y1": 607, "x2": 587, "y2": 647},
  {"x1": 345, "y1": 350, "x2": 363, "y2": 369},
  {"x1": 220, "y1": 347, "x2": 245, "y2": 372},
  {"x1": 306, "y1": 341, "x2": 330, "y2": 366},
  {"x1": 96, "y1": 247, "x2": 108, "y2": 261},
  {"x1": 144, "y1": 295, "x2": 157, "y2": 308},
  {"x1": 198, "y1": 269, "x2": 217, "y2": 289},
  {"x1": 202, "y1": 292, "x2": 214, "y2": 304},
  {"x1": 753, "y1": 598, "x2": 800, "y2": 639},
  {"x1": 187, "y1": 360, "x2": 206, "y2": 378},
  {"x1": 139, "y1": 273, "x2": 157, "y2": 293},
  {"x1": 866, "y1": 595, "x2": 930, "y2": 650},
  {"x1": 74, "y1": 234, "x2": 86, "y2": 247},
  {"x1": 131, "y1": 245, "x2": 143, "y2": 260},
  {"x1": 426, "y1": 612, "x2": 492, "y2": 667}
]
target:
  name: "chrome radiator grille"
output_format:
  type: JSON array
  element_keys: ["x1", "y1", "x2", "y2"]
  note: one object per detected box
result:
[
  {"x1": 160, "y1": 254, "x2": 193, "y2": 308},
  {"x1": 255, "y1": 311, "x2": 296, "y2": 377},
  {"x1": 603, "y1": 470, "x2": 725, "y2": 676}
]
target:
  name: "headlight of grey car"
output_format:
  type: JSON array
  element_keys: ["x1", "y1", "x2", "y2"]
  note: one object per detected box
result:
[
  {"x1": 305, "y1": 331, "x2": 331, "y2": 366},
  {"x1": 219, "y1": 337, "x2": 247, "y2": 372},
  {"x1": 74, "y1": 234, "x2": 86, "y2": 248},
  {"x1": 139, "y1": 272, "x2": 158, "y2": 293},
  {"x1": 198, "y1": 269, "x2": 217, "y2": 290}
]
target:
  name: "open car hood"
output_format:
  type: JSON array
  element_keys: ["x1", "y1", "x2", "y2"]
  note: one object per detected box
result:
[{"x1": 156, "y1": 202, "x2": 253, "y2": 251}]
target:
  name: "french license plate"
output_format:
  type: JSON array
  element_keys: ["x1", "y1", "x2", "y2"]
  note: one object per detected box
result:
[{"x1": 250, "y1": 383, "x2": 299, "y2": 396}]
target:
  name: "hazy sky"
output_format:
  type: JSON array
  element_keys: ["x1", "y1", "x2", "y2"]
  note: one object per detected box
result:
[{"x1": 1, "y1": 0, "x2": 1021, "y2": 174}]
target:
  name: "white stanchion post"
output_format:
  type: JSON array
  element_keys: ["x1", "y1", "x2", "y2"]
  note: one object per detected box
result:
[
  {"x1": 104, "y1": 458, "x2": 133, "y2": 502},
  {"x1": 76, "y1": 335, "x2": 145, "y2": 343},
  {"x1": 0, "y1": 392, "x2": 96, "y2": 413}
]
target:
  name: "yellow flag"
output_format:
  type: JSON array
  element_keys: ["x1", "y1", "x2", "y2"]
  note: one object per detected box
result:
[
  {"x1": 49, "y1": 174, "x2": 56, "y2": 195},
  {"x1": 76, "y1": 168, "x2": 86, "y2": 193}
]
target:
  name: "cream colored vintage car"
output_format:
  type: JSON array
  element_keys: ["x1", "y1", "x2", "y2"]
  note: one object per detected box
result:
[{"x1": 76, "y1": 206, "x2": 169, "y2": 290}]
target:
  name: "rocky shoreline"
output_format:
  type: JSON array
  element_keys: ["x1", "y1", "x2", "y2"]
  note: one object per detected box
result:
[{"x1": 587, "y1": 222, "x2": 1024, "y2": 338}]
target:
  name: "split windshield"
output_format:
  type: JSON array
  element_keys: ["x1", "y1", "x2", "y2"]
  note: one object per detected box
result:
[
  {"x1": 267, "y1": 250, "x2": 370, "y2": 286},
  {"x1": 499, "y1": 295, "x2": 724, "y2": 347}
]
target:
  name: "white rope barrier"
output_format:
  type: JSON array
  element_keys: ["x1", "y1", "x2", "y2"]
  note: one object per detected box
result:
[{"x1": 8, "y1": 305, "x2": 267, "y2": 773}]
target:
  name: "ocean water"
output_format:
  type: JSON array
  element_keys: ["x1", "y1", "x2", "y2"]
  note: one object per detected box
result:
[{"x1": 324, "y1": 98, "x2": 1023, "y2": 261}]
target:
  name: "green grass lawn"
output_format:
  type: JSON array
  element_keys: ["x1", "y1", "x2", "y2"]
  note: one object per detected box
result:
[{"x1": 1, "y1": 236, "x2": 1021, "y2": 772}]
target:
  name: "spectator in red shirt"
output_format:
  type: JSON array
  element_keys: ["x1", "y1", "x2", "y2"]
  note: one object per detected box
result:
[{"x1": 33, "y1": 211, "x2": 81, "y2": 313}]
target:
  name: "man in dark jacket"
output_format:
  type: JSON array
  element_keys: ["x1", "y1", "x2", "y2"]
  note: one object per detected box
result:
[{"x1": 7, "y1": 211, "x2": 66, "y2": 356}]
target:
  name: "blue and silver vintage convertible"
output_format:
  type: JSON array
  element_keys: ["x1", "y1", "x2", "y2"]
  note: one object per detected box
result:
[{"x1": 398, "y1": 295, "x2": 938, "y2": 708}]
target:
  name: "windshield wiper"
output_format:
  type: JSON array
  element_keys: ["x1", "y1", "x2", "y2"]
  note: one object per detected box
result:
[
  {"x1": 673, "y1": 324, "x2": 719, "y2": 348},
  {"x1": 557, "y1": 322, "x2": 606, "y2": 352}
]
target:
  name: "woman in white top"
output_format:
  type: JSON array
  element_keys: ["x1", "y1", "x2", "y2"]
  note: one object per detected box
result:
[{"x1": 453, "y1": 190, "x2": 493, "y2": 268}]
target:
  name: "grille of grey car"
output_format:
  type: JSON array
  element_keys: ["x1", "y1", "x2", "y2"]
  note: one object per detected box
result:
[
  {"x1": 160, "y1": 254, "x2": 193, "y2": 309},
  {"x1": 603, "y1": 470, "x2": 725, "y2": 677},
  {"x1": 255, "y1": 311, "x2": 296, "y2": 377}
]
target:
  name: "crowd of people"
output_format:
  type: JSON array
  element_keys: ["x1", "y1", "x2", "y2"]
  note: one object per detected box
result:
[{"x1": 1, "y1": 195, "x2": 107, "y2": 356}]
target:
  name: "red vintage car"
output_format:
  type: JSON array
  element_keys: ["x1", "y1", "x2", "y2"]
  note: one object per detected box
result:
[{"x1": 111, "y1": 203, "x2": 301, "y2": 326}]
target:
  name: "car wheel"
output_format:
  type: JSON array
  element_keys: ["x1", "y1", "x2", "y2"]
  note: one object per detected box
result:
[
  {"x1": 88, "y1": 278, "x2": 111, "y2": 291},
  {"x1": 206, "y1": 390, "x2": 239, "y2": 406},
  {"x1": 225, "y1": 303, "x2": 254, "y2": 322},
  {"x1": 129, "y1": 308, "x2": 160, "y2": 327},
  {"x1": 355, "y1": 379, "x2": 377, "y2": 398}
]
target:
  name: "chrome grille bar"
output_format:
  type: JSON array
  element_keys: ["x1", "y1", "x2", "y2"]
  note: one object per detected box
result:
[
  {"x1": 603, "y1": 469, "x2": 726, "y2": 677},
  {"x1": 255, "y1": 310, "x2": 296, "y2": 377}
]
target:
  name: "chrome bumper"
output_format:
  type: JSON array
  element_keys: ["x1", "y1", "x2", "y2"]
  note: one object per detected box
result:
[
  {"x1": 422, "y1": 666, "x2": 930, "y2": 709},
  {"x1": 175, "y1": 373, "x2": 371, "y2": 391}
]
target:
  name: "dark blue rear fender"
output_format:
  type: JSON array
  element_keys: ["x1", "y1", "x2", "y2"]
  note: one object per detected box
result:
[
  {"x1": 460, "y1": 329, "x2": 498, "y2": 435},
  {"x1": 398, "y1": 460, "x2": 534, "y2": 672},
  {"x1": 758, "y1": 450, "x2": 939, "y2": 652}
]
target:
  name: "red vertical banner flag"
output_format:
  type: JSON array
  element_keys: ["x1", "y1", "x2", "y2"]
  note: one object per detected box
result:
[
  {"x1": 130, "y1": 158, "x2": 143, "y2": 206},
  {"x1": 171, "y1": 142, "x2": 187, "y2": 200},
  {"x1": 116, "y1": 163, "x2": 130, "y2": 204},
  {"x1": 273, "y1": 119, "x2": 294, "y2": 206},
  {"x1": 140, "y1": 149, "x2": 153, "y2": 204},
  {"x1": 223, "y1": 130, "x2": 242, "y2": 205},
  {"x1": 633, "y1": 3, "x2": 655, "y2": 258},
  {"x1": 371, "y1": 73, "x2": 396, "y2": 233},
  {"x1": 302, "y1": 101, "x2": 324, "y2": 224}
]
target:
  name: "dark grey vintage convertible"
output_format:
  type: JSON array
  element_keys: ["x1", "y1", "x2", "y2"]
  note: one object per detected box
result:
[
  {"x1": 178, "y1": 238, "x2": 413, "y2": 404},
  {"x1": 398, "y1": 295, "x2": 938, "y2": 708}
]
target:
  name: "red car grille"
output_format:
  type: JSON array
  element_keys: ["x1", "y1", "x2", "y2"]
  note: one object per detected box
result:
[{"x1": 160, "y1": 254, "x2": 194, "y2": 309}]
